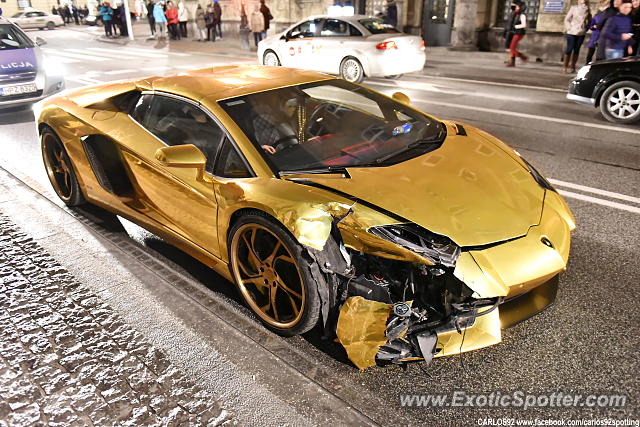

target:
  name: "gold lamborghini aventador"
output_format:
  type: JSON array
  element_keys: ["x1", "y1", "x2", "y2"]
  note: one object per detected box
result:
[{"x1": 37, "y1": 65, "x2": 575, "y2": 370}]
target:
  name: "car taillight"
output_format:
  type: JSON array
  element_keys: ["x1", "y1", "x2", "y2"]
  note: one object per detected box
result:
[{"x1": 376, "y1": 41, "x2": 398, "y2": 50}]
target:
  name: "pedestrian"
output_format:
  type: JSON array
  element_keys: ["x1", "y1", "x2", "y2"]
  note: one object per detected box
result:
[
  {"x1": 259, "y1": 0, "x2": 272, "y2": 39},
  {"x1": 600, "y1": 0, "x2": 634, "y2": 59},
  {"x1": 205, "y1": 3, "x2": 216, "y2": 41},
  {"x1": 213, "y1": 0, "x2": 222, "y2": 39},
  {"x1": 195, "y1": 4, "x2": 207, "y2": 41},
  {"x1": 80, "y1": 5, "x2": 89, "y2": 23},
  {"x1": 384, "y1": 0, "x2": 398, "y2": 28},
  {"x1": 250, "y1": 5, "x2": 265, "y2": 47},
  {"x1": 585, "y1": 0, "x2": 610, "y2": 63},
  {"x1": 52, "y1": 6, "x2": 58, "y2": 15},
  {"x1": 631, "y1": 0, "x2": 640, "y2": 54},
  {"x1": 147, "y1": 0, "x2": 156, "y2": 35},
  {"x1": 63, "y1": 5, "x2": 72, "y2": 23},
  {"x1": 100, "y1": 1, "x2": 114, "y2": 37},
  {"x1": 563, "y1": 0, "x2": 592, "y2": 73},
  {"x1": 505, "y1": 0, "x2": 529, "y2": 67},
  {"x1": 117, "y1": 1, "x2": 128, "y2": 36},
  {"x1": 57, "y1": 6, "x2": 65, "y2": 22},
  {"x1": 72, "y1": 4, "x2": 79, "y2": 25},
  {"x1": 595, "y1": 0, "x2": 622, "y2": 60},
  {"x1": 166, "y1": 1, "x2": 180, "y2": 40},
  {"x1": 153, "y1": 0, "x2": 167, "y2": 38},
  {"x1": 178, "y1": 1, "x2": 188, "y2": 38}
]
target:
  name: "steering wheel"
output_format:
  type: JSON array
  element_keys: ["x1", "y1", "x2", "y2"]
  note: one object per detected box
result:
[
  {"x1": 273, "y1": 135, "x2": 299, "y2": 153},
  {"x1": 309, "y1": 101, "x2": 337, "y2": 125}
]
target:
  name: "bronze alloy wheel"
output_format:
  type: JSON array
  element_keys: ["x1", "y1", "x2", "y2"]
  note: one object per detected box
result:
[
  {"x1": 41, "y1": 129, "x2": 84, "y2": 206},
  {"x1": 231, "y1": 222, "x2": 306, "y2": 330},
  {"x1": 229, "y1": 214, "x2": 325, "y2": 336}
]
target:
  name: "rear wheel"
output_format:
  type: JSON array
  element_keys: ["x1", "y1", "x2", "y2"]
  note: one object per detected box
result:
[
  {"x1": 46, "y1": 21, "x2": 55, "y2": 30},
  {"x1": 263, "y1": 50, "x2": 281, "y2": 67},
  {"x1": 41, "y1": 128, "x2": 85, "y2": 206},
  {"x1": 229, "y1": 213, "x2": 324, "y2": 336},
  {"x1": 340, "y1": 57, "x2": 364, "y2": 83},
  {"x1": 599, "y1": 81, "x2": 640, "y2": 124}
]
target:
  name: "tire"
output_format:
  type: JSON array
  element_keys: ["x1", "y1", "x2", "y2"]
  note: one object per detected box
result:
[
  {"x1": 263, "y1": 50, "x2": 281, "y2": 67},
  {"x1": 384, "y1": 74, "x2": 403, "y2": 80},
  {"x1": 41, "y1": 128, "x2": 85, "y2": 207},
  {"x1": 340, "y1": 57, "x2": 365, "y2": 83},
  {"x1": 228, "y1": 213, "x2": 324, "y2": 336},
  {"x1": 46, "y1": 21, "x2": 55, "y2": 30},
  {"x1": 599, "y1": 80, "x2": 640, "y2": 124}
]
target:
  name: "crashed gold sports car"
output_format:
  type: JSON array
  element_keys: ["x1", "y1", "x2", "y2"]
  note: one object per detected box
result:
[{"x1": 36, "y1": 65, "x2": 575, "y2": 370}]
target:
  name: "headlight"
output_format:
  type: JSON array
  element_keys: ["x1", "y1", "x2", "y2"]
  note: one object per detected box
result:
[
  {"x1": 520, "y1": 157, "x2": 556, "y2": 192},
  {"x1": 576, "y1": 65, "x2": 590, "y2": 79},
  {"x1": 368, "y1": 224, "x2": 460, "y2": 267}
]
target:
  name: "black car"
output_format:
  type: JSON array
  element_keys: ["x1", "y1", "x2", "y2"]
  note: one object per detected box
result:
[{"x1": 567, "y1": 56, "x2": 640, "y2": 124}]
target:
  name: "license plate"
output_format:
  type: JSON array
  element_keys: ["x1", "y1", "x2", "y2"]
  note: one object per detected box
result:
[{"x1": 0, "y1": 83, "x2": 38, "y2": 96}]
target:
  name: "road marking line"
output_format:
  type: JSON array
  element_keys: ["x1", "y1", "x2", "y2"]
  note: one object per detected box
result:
[
  {"x1": 119, "y1": 47, "x2": 191, "y2": 57},
  {"x1": 43, "y1": 49, "x2": 108, "y2": 62},
  {"x1": 103, "y1": 69, "x2": 137, "y2": 75},
  {"x1": 558, "y1": 190, "x2": 640, "y2": 214},
  {"x1": 85, "y1": 47, "x2": 167, "y2": 59},
  {"x1": 65, "y1": 48, "x2": 141, "y2": 59},
  {"x1": 550, "y1": 179, "x2": 640, "y2": 205},
  {"x1": 66, "y1": 77, "x2": 101, "y2": 85},
  {"x1": 403, "y1": 96, "x2": 640, "y2": 135},
  {"x1": 141, "y1": 66, "x2": 170, "y2": 71},
  {"x1": 48, "y1": 56, "x2": 79, "y2": 64},
  {"x1": 403, "y1": 74, "x2": 567, "y2": 93}
]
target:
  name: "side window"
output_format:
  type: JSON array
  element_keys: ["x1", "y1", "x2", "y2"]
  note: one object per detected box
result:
[
  {"x1": 321, "y1": 19, "x2": 349, "y2": 37},
  {"x1": 130, "y1": 94, "x2": 152, "y2": 124},
  {"x1": 288, "y1": 19, "x2": 321, "y2": 38},
  {"x1": 214, "y1": 138, "x2": 252, "y2": 178},
  {"x1": 136, "y1": 95, "x2": 225, "y2": 174},
  {"x1": 36, "y1": 12, "x2": 46, "y2": 17},
  {"x1": 349, "y1": 24, "x2": 363, "y2": 37}
]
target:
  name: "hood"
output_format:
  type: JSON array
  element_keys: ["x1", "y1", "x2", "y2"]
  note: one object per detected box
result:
[
  {"x1": 0, "y1": 48, "x2": 37, "y2": 75},
  {"x1": 308, "y1": 127, "x2": 545, "y2": 247}
]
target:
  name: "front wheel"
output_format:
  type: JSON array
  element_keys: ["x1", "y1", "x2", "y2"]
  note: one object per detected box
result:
[
  {"x1": 41, "y1": 128, "x2": 85, "y2": 206},
  {"x1": 46, "y1": 21, "x2": 55, "y2": 30},
  {"x1": 599, "y1": 81, "x2": 640, "y2": 124},
  {"x1": 340, "y1": 57, "x2": 364, "y2": 83},
  {"x1": 229, "y1": 213, "x2": 324, "y2": 336},
  {"x1": 263, "y1": 50, "x2": 281, "y2": 67}
]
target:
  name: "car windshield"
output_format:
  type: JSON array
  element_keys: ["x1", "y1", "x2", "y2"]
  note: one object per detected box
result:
[
  {"x1": 0, "y1": 24, "x2": 34, "y2": 50},
  {"x1": 220, "y1": 80, "x2": 445, "y2": 173},
  {"x1": 358, "y1": 18, "x2": 400, "y2": 34}
]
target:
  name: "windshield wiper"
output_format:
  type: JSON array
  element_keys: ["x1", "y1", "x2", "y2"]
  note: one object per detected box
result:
[
  {"x1": 279, "y1": 165, "x2": 349, "y2": 177},
  {"x1": 371, "y1": 136, "x2": 445, "y2": 165}
]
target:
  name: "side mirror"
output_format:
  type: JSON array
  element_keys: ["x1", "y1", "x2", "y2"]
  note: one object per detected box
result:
[
  {"x1": 392, "y1": 92, "x2": 411, "y2": 105},
  {"x1": 35, "y1": 37, "x2": 47, "y2": 46},
  {"x1": 155, "y1": 144, "x2": 207, "y2": 181}
]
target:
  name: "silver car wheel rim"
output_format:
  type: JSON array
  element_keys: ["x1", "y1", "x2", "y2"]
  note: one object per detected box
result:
[
  {"x1": 607, "y1": 87, "x2": 640, "y2": 120},
  {"x1": 264, "y1": 52, "x2": 278, "y2": 67},
  {"x1": 342, "y1": 59, "x2": 361, "y2": 82}
]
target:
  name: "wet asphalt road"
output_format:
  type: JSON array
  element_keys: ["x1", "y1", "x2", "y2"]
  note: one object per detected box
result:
[{"x1": 0, "y1": 27, "x2": 639, "y2": 425}]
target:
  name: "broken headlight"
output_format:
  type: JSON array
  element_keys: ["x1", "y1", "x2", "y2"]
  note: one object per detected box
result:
[
  {"x1": 521, "y1": 157, "x2": 556, "y2": 192},
  {"x1": 368, "y1": 224, "x2": 460, "y2": 267}
]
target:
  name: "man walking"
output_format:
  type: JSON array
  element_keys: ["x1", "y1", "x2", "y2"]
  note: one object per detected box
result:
[
  {"x1": 213, "y1": 0, "x2": 222, "y2": 39},
  {"x1": 384, "y1": 0, "x2": 398, "y2": 28},
  {"x1": 601, "y1": 0, "x2": 634, "y2": 58}
]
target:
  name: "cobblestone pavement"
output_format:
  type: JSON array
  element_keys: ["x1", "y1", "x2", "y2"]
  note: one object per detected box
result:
[{"x1": 0, "y1": 213, "x2": 234, "y2": 426}]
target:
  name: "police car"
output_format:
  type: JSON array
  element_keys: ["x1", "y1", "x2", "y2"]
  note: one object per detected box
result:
[
  {"x1": 258, "y1": 15, "x2": 426, "y2": 83},
  {"x1": 0, "y1": 18, "x2": 64, "y2": 108}
]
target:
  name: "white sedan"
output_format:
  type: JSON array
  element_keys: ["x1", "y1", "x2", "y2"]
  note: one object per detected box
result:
[
  {"x1": 10, "y1": 10, "x2": 64, "y2": 30},
  {"x1": 258, "y1": 15, "x2": 426, "y2": 83}
]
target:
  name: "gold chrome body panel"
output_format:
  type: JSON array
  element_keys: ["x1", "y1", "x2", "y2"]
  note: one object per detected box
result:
[{"x1": 36, "y1": 65, "x2": 575, "y2": 369}]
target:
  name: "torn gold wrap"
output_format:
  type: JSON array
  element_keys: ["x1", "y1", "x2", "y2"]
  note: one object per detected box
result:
[{"x1": 335, "y1": 297, "x2": 392, "y2": 370}]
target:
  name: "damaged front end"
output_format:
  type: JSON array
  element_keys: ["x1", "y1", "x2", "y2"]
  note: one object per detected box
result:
[
  {"x1": 329, "y1": 240, "x2": 503, "y2": 370},
  {"x1": 308, "y1": 201, "x2": 565, "y2": 371}
]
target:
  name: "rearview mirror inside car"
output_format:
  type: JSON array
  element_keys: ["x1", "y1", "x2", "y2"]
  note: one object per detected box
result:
[{"x1": 392, "y1": 92, "x2": 411, "y2": 105}]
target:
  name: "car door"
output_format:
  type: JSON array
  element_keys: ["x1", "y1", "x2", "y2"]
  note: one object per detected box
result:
[
  {"x1": 124, "y1": 92, "x2": 224, "y2": 255},
  {"x1": 282, "y1": 18, "x2": 322, "y2": 69},
  {"x1": 316, "y1": 18, "x2": 364, "y2": 74},
  {"x1": 19, "y1": 12, "x2": 36, "y2": 28},
  {"x1": 32, "y1": 12, "x2": 48, "y2": 28}
]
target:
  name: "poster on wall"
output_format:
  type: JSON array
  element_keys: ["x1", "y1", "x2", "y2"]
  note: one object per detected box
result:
[
  {"x1": 543, "y1": 1, "x2": 564, "y2": 12},
  {"x1": 17, "y1": 0, "x2": 32, "y2": 9}
]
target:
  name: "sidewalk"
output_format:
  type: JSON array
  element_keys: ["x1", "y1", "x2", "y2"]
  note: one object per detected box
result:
[{"x1": 0, "y1": 213, "x2": 233, "y2": 425}]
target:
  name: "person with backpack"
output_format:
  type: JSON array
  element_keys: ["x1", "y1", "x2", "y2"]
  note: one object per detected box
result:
[{"x1": 505, "y1": 0, "x2": 529, "y2": 67}]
